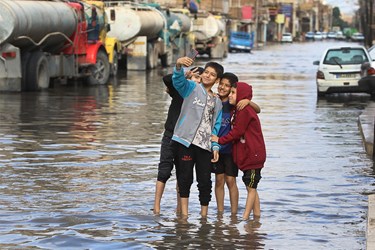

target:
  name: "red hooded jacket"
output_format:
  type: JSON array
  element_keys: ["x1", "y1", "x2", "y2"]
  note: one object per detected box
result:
[{"x1": 218, "y1": 82, "x2": 266, "y2": 171}]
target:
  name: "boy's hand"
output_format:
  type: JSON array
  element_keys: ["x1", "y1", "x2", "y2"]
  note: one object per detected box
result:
[
  {"x1": 211, "y1": 135, "x2": 219, "y2": 143},
  {"x1": 237, "y1": 99, "x2": 249, "y2": 110},
  {"x1": 176, "y1": 57, "x2": 194, "y2": 70},
  {"x1": 211, "y1": 150, "x2": 219, "y2": 163},
  {"x1": 184, "y1": 67, "x2": 200, "y2": 78}
]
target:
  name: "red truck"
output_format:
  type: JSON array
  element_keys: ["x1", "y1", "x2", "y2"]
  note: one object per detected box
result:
[{"x1": 0, "y1": 0, "x2": 111, "y2": 91}]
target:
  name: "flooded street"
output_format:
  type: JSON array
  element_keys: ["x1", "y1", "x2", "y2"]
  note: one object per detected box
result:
[{"x1": 0, "y1": 40, "x2": 374, "y2": 249}]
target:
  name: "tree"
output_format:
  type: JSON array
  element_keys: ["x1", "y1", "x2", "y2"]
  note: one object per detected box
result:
[{"x1": 331, "y1": 7, "x2": 347, "y2": 31}]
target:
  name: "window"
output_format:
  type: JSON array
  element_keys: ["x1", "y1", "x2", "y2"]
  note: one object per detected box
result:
[{"x1": 323, "y1": 48, "x2": 369, "y2": 65}]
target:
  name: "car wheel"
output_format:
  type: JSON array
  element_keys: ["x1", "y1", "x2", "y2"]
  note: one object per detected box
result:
[{"x1": 317, "y1": 89, "x2": 325, "y2": 97}]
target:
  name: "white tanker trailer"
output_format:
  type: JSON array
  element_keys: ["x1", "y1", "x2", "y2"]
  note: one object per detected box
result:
[
  {"x1": 191, "y1": 13, "x2": 228, "y2": 59},
  {"x1": 167, "y1": 8, "x2": 193, "y2": 61},
  {"x1": 104, "y1": 1, "x2": 168, "y2": 70},
  {"x1": 0, "y1": 0, "x2": 111, "y2": 91}
]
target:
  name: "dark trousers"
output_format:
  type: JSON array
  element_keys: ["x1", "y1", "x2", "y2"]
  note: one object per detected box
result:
[
  {"x1": 175, "y1": 143, "x2": 212, "y2": 206},
  {"x1": 157, "y1": 134, "x2": 176, "y2": 183}
]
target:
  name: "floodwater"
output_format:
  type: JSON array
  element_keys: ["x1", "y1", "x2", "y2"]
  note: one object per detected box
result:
[{"x1": 0, "y1": 40, "x2": 374, "y2": 249}]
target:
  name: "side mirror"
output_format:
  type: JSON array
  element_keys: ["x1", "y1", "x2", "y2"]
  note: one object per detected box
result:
[{"x1": 313, "y1": 60, "x2": 319, "y2": 65}]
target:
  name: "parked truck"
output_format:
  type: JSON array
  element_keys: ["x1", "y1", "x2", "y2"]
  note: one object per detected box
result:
[
  {"x1": 82, "y1": 0, "x2": 121, "y2": 76},
  {"x1": 190, "y1": 13, "x2": 228, "y2": 59},
  {"x1": 0, "y1": 0, "x2": 112, "y2": 92},
  {"x1": 169, "y1": 8, "x2": 194, "y2": 61},
  {"x1": 104, "y1": 1, "x2": 169, "y2": 70}
]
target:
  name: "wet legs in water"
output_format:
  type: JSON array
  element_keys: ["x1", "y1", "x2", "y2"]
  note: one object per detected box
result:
[
  {"x1": 153, "y1": 181, "x2": 181, "y2": 214},
  {"x1": 215, "y1": 173, "x2": 239, "y2": 214},
  {"x1": 243, "y1": 187, "x2": 260, "y2": 220}
]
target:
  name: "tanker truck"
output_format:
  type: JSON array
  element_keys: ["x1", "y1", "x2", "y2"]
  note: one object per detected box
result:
[
  {"x1": 82, "y1": 0, "x2": 121, "y2": 76},
  {"x1": 0, "y1": 0, "x2": 111, "y2": 92},
  {"x1": 168, "y1": 8, "x2": 194, "y2": 62},
  {"x1": 191, "y1": 13, "x2": 228, "y2": 59},
  {"x1": 104, "y1": 1, "x2": 169, "y2": 70}
]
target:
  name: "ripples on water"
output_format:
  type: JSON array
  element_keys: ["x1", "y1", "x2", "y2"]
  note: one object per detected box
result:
[{"x1": 0, "y1": 41, "x2": 374, "y2": 249}]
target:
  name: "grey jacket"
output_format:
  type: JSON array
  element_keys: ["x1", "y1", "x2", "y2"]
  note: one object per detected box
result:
[{"x1": 171, "y1": 67, "x2": 222, "y2": 151}]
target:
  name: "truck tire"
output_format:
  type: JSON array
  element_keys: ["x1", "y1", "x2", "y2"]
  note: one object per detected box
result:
[
  {"x1": 160, "y1": 53, "x2": 168, "y2": 68},
  {"x1": 86, "y1": 50, "x2": 110, "y2": 85},
  {"x1": 27, "y1": 51, "x2": 50, "y2": 91},
  {"x1": 21, "y1": 52, "x2": 32, "y2": 91},
  {"x1": 147, "y1": 43, "x2": 158, "y2": 69},
  {"x1": 111, "y1": 51, "x2": 118, "y2": 76}
]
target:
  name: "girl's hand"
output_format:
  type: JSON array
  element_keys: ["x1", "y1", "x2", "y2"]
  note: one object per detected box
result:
[{"x1": 211, "y1": 135, "x2": 219, "y2": 143}]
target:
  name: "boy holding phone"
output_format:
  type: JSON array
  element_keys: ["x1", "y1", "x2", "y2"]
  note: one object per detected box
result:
[{"x1": 172, "y1": 56, "x2": 223, "y2": 217}]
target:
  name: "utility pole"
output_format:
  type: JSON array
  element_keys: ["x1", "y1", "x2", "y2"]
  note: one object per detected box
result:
[{"x1": 254, "y1": 0, "x2": 259, "y2": 48}]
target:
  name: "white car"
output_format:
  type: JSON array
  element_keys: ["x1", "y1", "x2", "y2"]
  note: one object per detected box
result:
[
  {"x1": 368, "y1": 45, "x2": 375, "y2": 61},
  {"x1": 327, "y1": 32, "x2": 337, "y2": 39},
  {"x1": 281, "y1": 33, "x2": 293, "y2": 43},
  {"x1": 335, "y1": 31, "x2": 345, "y2": 40},
  {"x1": 313, "y1": 46, "x2": 373, "y2": 96},
  {"x1": 314, "y1": 32, "x2": 323, "y2": 40},
  {"x1": 351, "y1": 32, "x2": 365, "y2": 42}
]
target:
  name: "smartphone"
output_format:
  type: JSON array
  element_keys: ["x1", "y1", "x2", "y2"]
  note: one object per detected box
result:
[{"x1": 187, "y1": 49, "x2": 199, "y2": 59}]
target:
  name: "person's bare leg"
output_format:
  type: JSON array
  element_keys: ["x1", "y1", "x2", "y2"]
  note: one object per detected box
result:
[
  {"x1": 243, "y1": 187, "x2": 256, "y2": 220},
  {"x1": 176, "y1": 182, "x2": 181, "y2": 215},
  {"x1": 180, "y1": 197, "x2": 189, "y2": 216},
  {"x1": 200, "y1": 205, "x2": 208, "y2": 217},
  {"x1": 225, "y1": 175, "x2": 239, "y2": 215},
  {"x1": 253, "y1": 190, "x2": 261, "y2": 217},
  {"x1": 215, "y1": 173, "x2": 225, "y2": 213},
  {"x1": 153, "y1": 181, "x2": 165, "y2": 214}
]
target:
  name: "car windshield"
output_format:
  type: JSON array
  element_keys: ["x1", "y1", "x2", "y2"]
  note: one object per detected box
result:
[
  {"x1": 323, "y1": 48, "x2": 369, "y2": 65},
  {"x1": 232, "y1": 33, "x2": 249, "y2": 39}
]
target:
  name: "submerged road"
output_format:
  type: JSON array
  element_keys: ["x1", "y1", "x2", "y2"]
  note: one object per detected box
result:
[{"x1": 0, "y1": 40, "x2": 374, "y2": 249}]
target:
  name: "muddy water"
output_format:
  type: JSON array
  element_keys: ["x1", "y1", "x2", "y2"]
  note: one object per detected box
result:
[{"x1": 0, "y1": 40, "x2": 374, "y2": 249}]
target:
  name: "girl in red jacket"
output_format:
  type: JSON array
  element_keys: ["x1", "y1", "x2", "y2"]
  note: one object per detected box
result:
[{"x1": 211, "y1": 82, "x2": 266, "y2": 220}]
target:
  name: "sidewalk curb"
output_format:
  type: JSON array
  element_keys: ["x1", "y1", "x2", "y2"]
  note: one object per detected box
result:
[
  {"x1": 358, "y1": 102, "x2": 375, "y2": 250},
  {"x1": 358, "y1": 102, "x2": 375, "y2": 158},
  {"x1": 368, "y1": 194, "x2": 375, "y2": 250}
]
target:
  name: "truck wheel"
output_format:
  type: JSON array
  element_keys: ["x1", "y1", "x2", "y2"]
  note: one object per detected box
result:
[
  {"x1": 87, "y1": 50, "x2": 110, "y2": 85},
  {"x1": 111, "y1": 51, "x2": 118, "y2": 76},
  {"x1": 27, "y1": 51, "x2": 50, "y2": 91},
  {"x1": 21, "y1": 52, "x2": 32, "y2": 91},
  {"x1": 160, "y1": 53, "x2": 168, "y2": 68},
  {"x1": 147, "y1": 43, "x2": 158, "y2": 69}
]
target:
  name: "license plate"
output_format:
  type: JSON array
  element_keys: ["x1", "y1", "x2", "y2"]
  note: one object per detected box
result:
[{"x1": 336, "y1": 73, "x2": 356, "y2": 78}]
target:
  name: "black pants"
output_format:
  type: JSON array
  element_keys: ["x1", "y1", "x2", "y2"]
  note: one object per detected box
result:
[
  {"x1": 175, "y1": 143, "x2": 212, "y2": 206},
  {"x1": 157, "y1": 134, "x2": 176, "y2": 183}
]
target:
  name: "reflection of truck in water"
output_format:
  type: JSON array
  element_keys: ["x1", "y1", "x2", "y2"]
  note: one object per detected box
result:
[
  {"x1": 228, "y1": 31, "x2": 253, "y2": 53},
  {"x1": 191, "y1": 13, "x2": 227, "y2": 59},
  {"x1": 0, "y1": 0, "x2": 112, "y2": 92}
]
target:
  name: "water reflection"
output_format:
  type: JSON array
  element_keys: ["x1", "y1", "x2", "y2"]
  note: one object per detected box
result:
[{"x1": 153, "y1": 215, "x2": 266, "y2": 249}]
